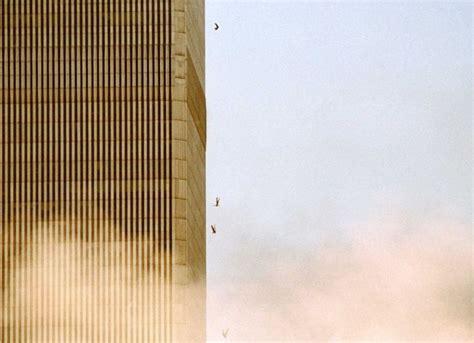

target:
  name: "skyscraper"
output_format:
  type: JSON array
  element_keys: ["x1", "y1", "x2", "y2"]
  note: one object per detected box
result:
[{"x1": 0, "y1": 0, "x2": 206, "y2": 341}]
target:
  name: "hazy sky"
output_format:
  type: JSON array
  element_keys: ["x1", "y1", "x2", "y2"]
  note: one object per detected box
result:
[{"x1": 205, "y1": 1, "x2": 471, "y2": 341}]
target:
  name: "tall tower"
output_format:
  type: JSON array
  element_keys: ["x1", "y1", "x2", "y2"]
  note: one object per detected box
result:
[{"x1": 0, "y1": 0, "x2": 206, "y2": 341}]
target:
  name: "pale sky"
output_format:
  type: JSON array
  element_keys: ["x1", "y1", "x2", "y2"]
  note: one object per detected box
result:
[{"x1": 205, "y1": 1, "x2": 472, "y2": 341}]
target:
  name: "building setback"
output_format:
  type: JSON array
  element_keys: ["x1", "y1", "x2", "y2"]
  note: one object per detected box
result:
[{"x1": 0, "y1": 0, "x2": 206, "y2": 341}]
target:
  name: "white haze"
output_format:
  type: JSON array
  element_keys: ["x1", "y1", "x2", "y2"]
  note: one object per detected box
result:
[
  {"x1": 206, "y1": 1, "x2": 472, "y2": 341},
  {"x1": 208, "y1": 212, "x2": 472, "y2": 341}
]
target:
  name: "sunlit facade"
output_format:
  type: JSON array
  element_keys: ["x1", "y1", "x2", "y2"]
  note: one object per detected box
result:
[{"x1": 0, "y1": 0, "x2": 206, "y2": 341}]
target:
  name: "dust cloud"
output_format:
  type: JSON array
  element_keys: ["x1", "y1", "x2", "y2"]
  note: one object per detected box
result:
[
  {"x1": 0, "y1": 219, "x2": 177, "y2": 342},
  {"x1": 209, "y1": 214, "x2": 472, "y2": 341}
]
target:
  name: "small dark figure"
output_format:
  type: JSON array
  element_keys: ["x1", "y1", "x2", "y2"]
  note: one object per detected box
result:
[
  {"x1": 214, "y1": 23, "x2": 219, "y2": 31},
  {"x1": 211, "y1": 225, "x2": 217, "y2": 234},
  {"x1": 214, "y1": 197, "x2": 220, "y2": 207}
]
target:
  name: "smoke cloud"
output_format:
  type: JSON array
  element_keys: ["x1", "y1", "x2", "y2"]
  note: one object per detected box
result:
[
  {"x1": 208, "y1": 213, "x2": 472, "y2": 341},
  {"x1": 1, "y1": 220, "x2": 177, "y2": 342}
]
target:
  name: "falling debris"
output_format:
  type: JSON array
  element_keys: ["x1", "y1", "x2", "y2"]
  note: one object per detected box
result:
[
  {"x1": 223, "y1": 328, "x2": 229, "y2": 338},
  {"x1": 214, "y1": 197, "x2": 220, "y2": 207},
  {"x1": 211, "y1": 225, "x2": 217, "y2": 234},
  {"x1": 214, "y1": 23, "x2": 219, "y2": 31}
]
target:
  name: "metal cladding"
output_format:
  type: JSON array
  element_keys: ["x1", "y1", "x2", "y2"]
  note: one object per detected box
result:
[{"x1": 0, "y1": 0, "x2": 206, "y2": 341}]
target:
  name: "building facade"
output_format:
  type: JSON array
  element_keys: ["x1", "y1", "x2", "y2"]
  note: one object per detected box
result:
[{"x1": 0, "y1": 0, "x2": 206, "y2": 341}]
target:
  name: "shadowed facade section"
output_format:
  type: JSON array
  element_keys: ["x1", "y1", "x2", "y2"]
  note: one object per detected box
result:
[{"x1": 0, "y1": 0, "x2": 206, "y2": 341}]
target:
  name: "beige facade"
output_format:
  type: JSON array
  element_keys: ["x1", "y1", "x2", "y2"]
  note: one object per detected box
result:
[{"x1": 0, "y1": 0, "x2": 206, "y2": 341}]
